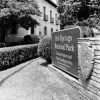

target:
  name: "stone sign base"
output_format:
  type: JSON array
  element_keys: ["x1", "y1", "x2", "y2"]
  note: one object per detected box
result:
[
  {"x1": 51, "y1": 27, "x2": 100, "y2": 100},
  {"x1": 49, "y1": 64, "x2": 99, "y2": 100}
]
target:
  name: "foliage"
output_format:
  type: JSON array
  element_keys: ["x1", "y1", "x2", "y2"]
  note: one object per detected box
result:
[
  {"x1": 0, "y1": 0, "x2": 41, "y2": 17},
  {"x1": 0, "y1": 44, "x2": 38, "y2": 70},
  {"x1": 30, "y1": 34, "x2": 40, "y2": 44},
  {"x1": 57, "y1": 0, "x2": 100, "y2": 29},
  {"x1": 0, "y1": 0, "x2": 41, "y2": 42},
  {"x1": 19, "y1": 15, "x2": 40, "y2": 30},
  {"x1": 23, "y1": 34, "x2": 40, "y2": 44},
  {"x1": 0, "y1": 43, "x2": 6, "y2": 48},
  {"x1": 5, "y1": 41, "x2": 23, "y2": 47},
  {"x1": 38, "y1": 36, "x2": 51, "y2": 64}
]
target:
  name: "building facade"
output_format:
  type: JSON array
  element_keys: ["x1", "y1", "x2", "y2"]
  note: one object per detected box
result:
[
  {"x1": 33, "y1": 0, "x2": 60, "y2": 37},
  {"x1": 1, "y1": 0, "x2": 60, "y2": 42}
]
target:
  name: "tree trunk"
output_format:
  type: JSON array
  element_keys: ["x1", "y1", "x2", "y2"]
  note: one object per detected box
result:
[
  {"x1": 12, "y1": 24, "x2": 17, "y2": 34},
  {"x1": 31, "y1": 26, "x2": 34, "y2": 34},
  {"x1": 0, "y1": 27, "x2": 6, "y2": 43}
]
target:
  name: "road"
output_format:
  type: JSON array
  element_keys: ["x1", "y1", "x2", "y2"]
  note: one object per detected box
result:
[{"x1": 0, "y1": 58, "x2": 81, "y2": 100}]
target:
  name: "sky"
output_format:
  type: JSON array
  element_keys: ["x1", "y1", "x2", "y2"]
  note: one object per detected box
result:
[{"x1": 52, "y1": 0, "x2": 57, "y2": 4}]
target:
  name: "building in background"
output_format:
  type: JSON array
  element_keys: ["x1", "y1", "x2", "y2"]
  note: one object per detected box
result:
[
  {"x1": 33, "y1": 0, "x2": 60, "y2": 37},
  {"x1": 0, "y1": 0, "x2": 60, "y2": 42}
]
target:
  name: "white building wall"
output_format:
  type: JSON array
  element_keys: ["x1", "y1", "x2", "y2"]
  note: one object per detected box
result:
[
  {"x1": 18, "y1": 0, "x2": 60, "y2": 37},
  {"x1": 7, "y1": 0, "x2": 60, "y2": 42},
  {"x1": 34, "y1": 0, "x2": 60, "y2": 37}
]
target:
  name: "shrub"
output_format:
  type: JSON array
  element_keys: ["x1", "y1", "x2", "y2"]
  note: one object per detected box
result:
[
  {"x1": 23, "y1": 35, "x2": 32, "y2": 44},
  {"x1": 0, "y1": 44, "x2": 38, "y2": 70},
  {"x1": 23, "y1": 34, "x2": 40, "y2": 44},
  {"x1": 0, "y1": 43, "x2": 6, "y2": 48},
  {"x1": 31, "y1": 34, "x2": 40, "y2": 44},
  {"x1": 38, "y1": 36, "x2": 51, "y2": 63},
  {"x1": 6, "y1": 42, "x2": 21, "y2": 47},
  {"x1": 5, "y1": 38, "x2": 24, "y2": 47}
]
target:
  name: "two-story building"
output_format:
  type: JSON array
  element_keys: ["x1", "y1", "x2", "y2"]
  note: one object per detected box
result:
[
  {"x1": 4, "y1": 0, "x2": 60, "y2": 42},
  {"x1": 33, "y1": 0, "x2": 60, "y2": 37}
]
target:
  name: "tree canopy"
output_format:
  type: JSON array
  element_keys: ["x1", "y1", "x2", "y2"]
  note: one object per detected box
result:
[
  {"x1": 0, "y1": 0, "x2": 41, "y2": 42},
  {"x1": 0, "y1": 0, "x2": 41, "y2": 17},
  {"x1": 57, "y1": 0, "x2": 100, "y2": 29}
]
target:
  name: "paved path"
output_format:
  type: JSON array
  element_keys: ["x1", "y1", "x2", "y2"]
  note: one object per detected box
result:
[{"x1": 0, "y1": 58, "x2": 81, "y2": 100}]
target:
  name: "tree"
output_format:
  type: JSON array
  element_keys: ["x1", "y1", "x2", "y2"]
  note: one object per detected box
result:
[
  {"x1": 57, "y1": 0, "x2": 100, "y2": 29},
  {"x1": 0, "y1": 0, "x2": 41, "y2": 43}
]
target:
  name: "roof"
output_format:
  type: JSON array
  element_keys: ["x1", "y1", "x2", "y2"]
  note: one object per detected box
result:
[
  {"x1": 64, "y1": 25, "x2": 75, "y2": 29},
  {"x1": 64, "y1": 25, "x2": 88, "y2": 31},
  {"x1": 45, "y1": 0, "x2": 58, "y2": 8},
  {"x1": 79, "y1": 26, "x2": 88, "y2": 32}
]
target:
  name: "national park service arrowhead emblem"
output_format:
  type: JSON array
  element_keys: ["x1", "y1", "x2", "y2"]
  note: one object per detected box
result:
[{"x1": 78, "y1": 42, "x2": 94, "y2": 80}]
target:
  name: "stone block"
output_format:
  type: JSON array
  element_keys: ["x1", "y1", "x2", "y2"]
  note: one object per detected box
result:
[
  {"x1": 94, "y1": 41, "x2": 100, "y2": 45},
  {"x1": 94, "y1": 51, "x2": 100, "y2": 56},
  {"x1": 95, "y1": 45, "x2": 100, "y2": 50},
  {"x1": 93, "y1": 68, "x2": 100, "y2": 74},
  {"x1": 88, "y1": 84, "x2": 100, "y2": 97},
  {"x1": 95, "y1": 59, "x2": 100, "y2": 63},
  {"x1": 91, "y1": 76, "x2": 100, "y2": 83},
  {"x1": 94, "y1": 64, "x2": 100, "y2": 70},
  {"x1": 92, "y1": 72, "x2": 100, "y2": 78},
  {"x1": 89, "y1": 80, "x2": 100, "y2": 89},
  {"x1": 88, "y1": 90, "x2": 100, "y2": 100},
  {"x1": 94, "y1": 56, "x2": 100, "y2": 60}
]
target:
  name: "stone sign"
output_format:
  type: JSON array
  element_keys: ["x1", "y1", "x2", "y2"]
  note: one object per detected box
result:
[{"x1": 52, "y1": 27, "x2": 80, "y2": 78}]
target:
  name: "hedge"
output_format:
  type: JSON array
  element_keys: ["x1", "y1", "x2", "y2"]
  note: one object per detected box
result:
[
  {"x1": 23, "y1": 34, "x2": 40, "y2": 44},
  {"x1": 38, "y1": 36, "x2": 51, "y2": 64},
  {"x1": 0, "y1": 44, "x2": 38, "y2": 70}
]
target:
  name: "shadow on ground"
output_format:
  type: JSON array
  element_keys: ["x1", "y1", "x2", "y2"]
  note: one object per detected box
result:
[{"x1": 40, "y1": 61, "x2": 49, "y2": 67}]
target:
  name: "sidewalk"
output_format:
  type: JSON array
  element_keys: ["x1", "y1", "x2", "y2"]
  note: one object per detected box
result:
[{"x1": 0, "y1": 58, "x2": 81, "y2": 100}]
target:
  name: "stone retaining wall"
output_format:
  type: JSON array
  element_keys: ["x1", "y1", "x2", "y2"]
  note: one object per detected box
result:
[
  {"x1": 76, "y1": 37, "x2": 100, "y2": 100},
  {"x1": 52, "y1": 37, "x2": 100, "y2": 100},
  {"x1": 51, "y1": 35, "x2": 100, "y2": 100}
]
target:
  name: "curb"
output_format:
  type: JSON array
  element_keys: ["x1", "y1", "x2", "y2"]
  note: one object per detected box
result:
[
  {"x1": 48, "y1": 64, "x2": 79, "y2": 83},
  {"x1": 0, "y1": 58, "x2": 40, "y2": 81}
]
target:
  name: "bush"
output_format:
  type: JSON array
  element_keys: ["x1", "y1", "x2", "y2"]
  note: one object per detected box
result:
[
  {"x1": 31, "y1": 34, "x2": 40, "y2": 44},
  {"x1": 23, "y1": 35, "x2": 32, "y2": 44},
  {"x1": 0, "y1": 44, "x2": 38, "y2": 70},
  {"x1": 6, "y1": 41, "x2": 22, "y2": 47},
  {"x1": 0, "y1": 43, "x2": 6, "y2": 48},
  {"x1": 38, "y1": 36, "x2": 51, "y2": 63},
  {"x1": 23, "y1": 34, "x2": 40, "y2": 44},
  {"x1": 5, "y1": 38, "x2": 24, "y2": 47}
]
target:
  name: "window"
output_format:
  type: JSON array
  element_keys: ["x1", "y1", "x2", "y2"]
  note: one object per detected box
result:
[
  {"x1": 43, "y1": 7, "x2": 46, "y2": 15},
  {"x1": 0, "y1": 0, "x2": 2, "y2": 4},
  {"x1": 50, "y1": 10, "x2": 52, "y2": 18},
  {"x1": 50, "y1": 10, "x2": 54, "y2": 23},
  {"x1": 55, "y1": 13, "x2": 59, "y2": 25},
  {"x1": 43, "y1": 7, "x2": 48, "y2": 21},
  {"x1": 44, "y1": 27, "x2": 47, "y2": 36},
  {"x1": 55, "y1": 13, "x2": 57, "y2": 22},
  {"x1": 56, "y1": 29, "x2": 58, "y2": 31},
  {"x1": 51, "y1": 28, "x2": 53, "y2": 33},
  {"x1": 31, "y1": 26, "x2": 34, "y2": 34},
  {"x1": 39, "y1": 31, "x2": 41, "y2": 36}
]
